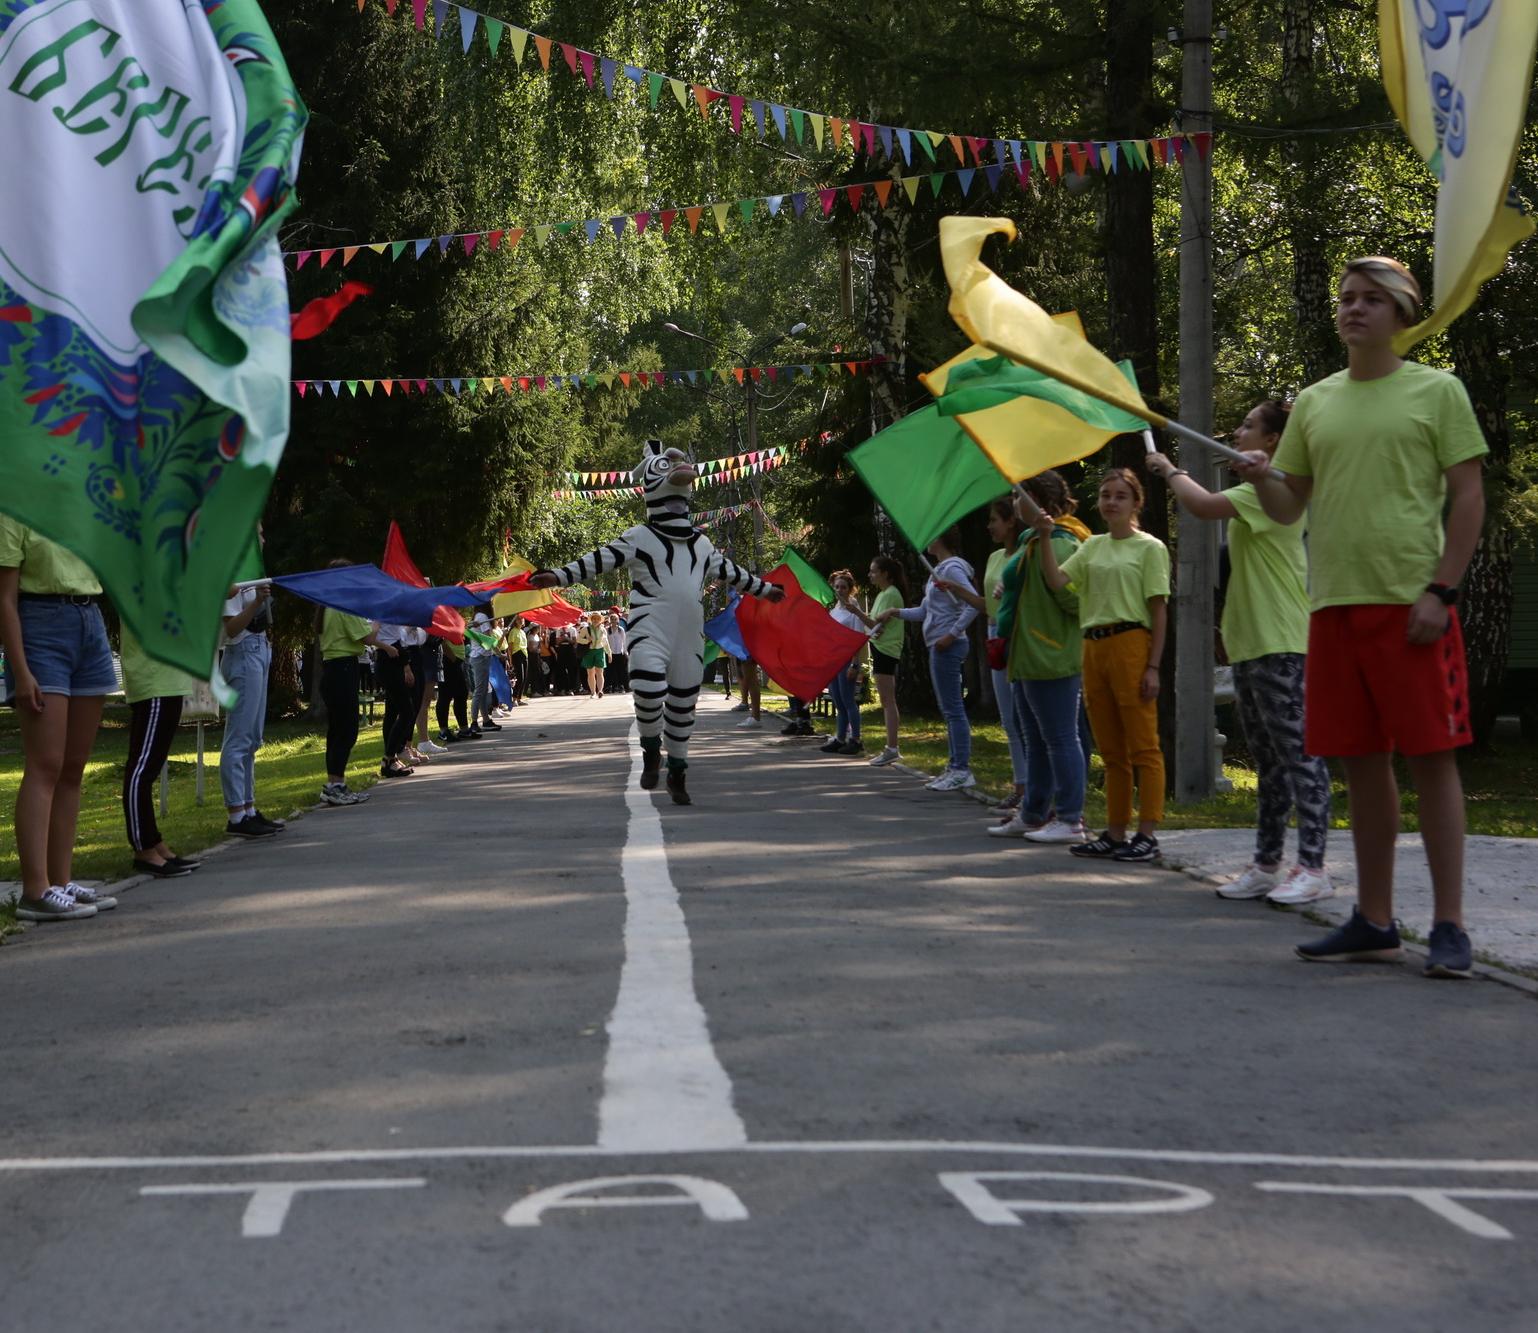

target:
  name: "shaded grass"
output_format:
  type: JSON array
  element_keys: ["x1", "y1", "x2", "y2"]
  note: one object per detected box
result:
[
  {"x1": 0, "y1": 703, "x2": 384, "y2": 887},
  {"x1": 875, "y1": 705, "x2": 1538, "y2": 837}
]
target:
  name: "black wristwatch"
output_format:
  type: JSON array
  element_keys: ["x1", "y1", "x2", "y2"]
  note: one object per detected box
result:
[{"x1": 1425, "y1": 582, "x2": 1459, "y2": 606}]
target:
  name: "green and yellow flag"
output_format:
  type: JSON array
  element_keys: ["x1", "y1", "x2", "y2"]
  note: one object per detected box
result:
[{"x1": 1379, "y1": 0, "x2": 1538, "y2": 350}]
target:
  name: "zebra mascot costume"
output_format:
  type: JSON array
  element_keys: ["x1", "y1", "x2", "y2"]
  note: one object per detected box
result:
[{"x1": 532, "y1": 440, "x2": 782, "y2": 804}]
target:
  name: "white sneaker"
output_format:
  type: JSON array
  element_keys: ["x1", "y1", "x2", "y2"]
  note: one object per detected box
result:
[
  {"x1": 418, "y1": 739, "x2": 448, "y2": 755},
  {"x1": 15, "y1": 886, "x2": 96, "y2": 921},
  {"x1": 1022, "y1": 819, "x2": 1088, "y2": 845},
  {"x1": 735, "y1": 716, "x2": 761, "y2": 729},
  {"x1": 729, "y1": 701, "x2": 750, "y2": 712},
  {"x1": 924, "y1": 768, "x2": 955, "y2": 789},
  {"x1": 869, "y1": 747, "x2": 900, "y2": 767},
  {"x1": 1266, "y1": 865, "x2": 1335, "y2": 905},
  {"x1": 1216, "y1": 864, "x2": 1280, "y2": 900},
  {"x1": 987, "y1": 812, "x2": 1036, "y2": 838},
  {"x1": 929, "y1": 769, "x2": 976, "y2": 792},
  {"x1": 66, "y1": 881, "x2": 117, "y2": 912}
]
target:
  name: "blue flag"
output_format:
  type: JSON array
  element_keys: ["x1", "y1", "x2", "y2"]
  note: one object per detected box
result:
[
  {"x1": 269, "y1": 564, "x2": 481, "y2": 625},
  {"x1": 703, "y1": 594, "x2": 750, "y2": 661},
  {"x1": 488, "y1": 656, "x2": 512, "y2": 709}
]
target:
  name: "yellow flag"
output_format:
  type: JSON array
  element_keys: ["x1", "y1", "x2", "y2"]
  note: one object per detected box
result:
[
  {"x1": 939, "y1": 216, "x2": 1161, "y2": 428},
  {"x1": 919, "y1": 313, "x2": 1138, "y2": 482},
  {"x1": 489, "y1": 555, "x2": 555, "y2": 617},
  {"x1": 1380, "y1": 0, "x2": 1538, "y2": 350}
]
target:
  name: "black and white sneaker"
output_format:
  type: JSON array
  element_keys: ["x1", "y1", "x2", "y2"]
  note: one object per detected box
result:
[
  {"x1": 1112, "y1": 832, "x2": 1160, "y2": 863},
  {"x1": 1069, "y1": 831, "x2": 1127, "y2": 859}
]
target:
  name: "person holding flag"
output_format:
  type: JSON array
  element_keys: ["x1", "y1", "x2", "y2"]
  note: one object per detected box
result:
[{"x1": 1234, "y1": 257, "x2": 1488, "y2": 978}]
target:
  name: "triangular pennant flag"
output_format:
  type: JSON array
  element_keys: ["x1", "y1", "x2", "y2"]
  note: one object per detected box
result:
[
  {"x1": 818, "y1": 187, "x2": 837, "y2": 217},
  {"x1": 872, "y1": 179, "x2": 893, "y2": 207},
  {"x1": 481, "y1": 377, "x2": 495, "y2": 394},
  {"x1": 737, "y1": 197, "x2": 755, "y2": 223},
  {"x1": 691, "y1": 85, "x2": 719, "y2": 118},
  {"x1": 877, "y1": 124, "x2": 894, "y2": 159},
  {"x1": 1031, "y1": 139, "x2": 1046, "y2": 170},
  {"x1": 659, "y1": 208, "x2": 677, "y2": 235},
  {"x1": 748, "y1": 368, "x2": 762, "y2": 383},
  {"x1": 733, "y1": 368, "x2": 745, "y2": 385},
  {"x1": 622, "y1": 63, "x2": 643, "y2": 86},
  {"x1": 711, "y1": 201, "x2": 731, "y2": 232},
  {"x1": 390, "y1": 240, "x2": 408, "y2": 261},
  {"x1": 750, "y1": 100, "x2": 766, "y2": 137},
  {"x1": 533, "y1": 33, "x2": 552, "y2": 69},
  {"x1": 558, "y1": 42, "x2": 577, "y2": 74},
  {"x1": 509, "y1": 26, "x2": 529, "y2": 63},
  {"x1": 967, "y1": 135, "x2": 990, "y2": 164},
  {"x1": 916, "y1": 131, "x2": 939, "y2": 162},
  {"x1": 647, "y1": 71, "x2": 664, "y2": 106},
  {"x1": 984, "y1": 164, "x2": 1003, "y2": 193},
  {"x1": 577, "y1": 49, "x2": 595, "y2": 87},
  {"x1": 599, "y1": 56, "x2": 616, "y2": 97},
  {"x1": 436, "y1": 234, "x2": 452, "y2": 253},
  {"x1": 809, "y1": 113, "x2": 825, "y2": 149},
  {"x1": 341, "y1": 246, "x2": 360, "y2": 265},
  {"x1": 330, "y1": 380, "x2": 343, "y2": 396},
  {"x1": 380, "y1": 379, "x2": 394, "y2": 396},
  {"x1": 634, "y1": 211, "x2": 650, "y2": 235},
  {"x1": 900, "y1": 175, "x2": 921, "y2": 204},
  {"x1": 790, "y1": 192, "x2": 807, "y2": 217},
  {"x1": 830, "y1": 116, "x2": 844, "y2": 148},
  {"x1": 765, "y1": 194, "x2": 783, "y2": 217},
  {"x1": 484, "y1": 16, "x2": 503, "y2": 54},
  {"x1": 432, "y1": 379, "x2": 445, "y2": 394},
  {"x1": 462, "y1": 232, "x2": 478, "y2": 256},
  {"x1": 533, "y1": 225, "x2": 551, "y2": 246},
  {"x1": 684, "y1": 205, "x2": 703, "y2": 235},
  {"x1": 771, "y1": 103, "x2": 788, "y2": 139},
  {"x1": 499, "y1": 376, "x2": 513, "y2": 393},
  {"x1": 535, "y1": 375, "x2": 547, "y2": 390},
  {"x1": 318, "y1": 248, "x2": 337, "y2": 267},
  {"x1": 413, "y1": 238, "x2": 431, "y2": 259},
  {"x1": 412, "y1": 0, "x2": 426, "y2": 29},
  {"x1": 929, "y1": 172, "x2": 946, "y2": 197},
  {"x1": 449, "y1": 378, "x2": 462, "y2": 393},
  {"x1": 947, "y1": 133, "x2": 965, "y2": 162},
  {"x1": 347, "y1": 380, "x2": 359, "y2": 396},
  {"x1": 1193, "y1": 132, "x2": 1212, "y2": 160},
  {"x1": 669, "y1": 77, "x2": 687, "y2": 108},
  {"x1": 896, "y1": 127, "x2": 913, "y2": 164},
  {"x1": 992, "y1": 138, "x2": 1008, "y2": 165},
  {"x1": 367, "y1": 243, "x2": 387, "y2": 255},
  {"x1": 610, "y1": 215, "x2": 627, "y2": 239},
  {"x1": 727, "y1": 94, "x2": 744, "y2": 134},
  {"x1": 432, "y1": 0, "x2": 448, "y2": 35},
  {"x1": 458, "y1": 6, "x2": 477, "y2": 53},
  {"x1": 296, "y1": 381, "x2": 307, "y2": 398},
  {"x1": 619, "y1": 372, "x2": 632, "y2": 388},
  {"x1": 789, "y1": 107, "x2": 805, "y2": 142},
  {"x1": 844, "y1": 183, "x2": 866, "y2": 210},
  {"x1": 1099, "y1": 142, "x2": 1114, "y2": 172}
]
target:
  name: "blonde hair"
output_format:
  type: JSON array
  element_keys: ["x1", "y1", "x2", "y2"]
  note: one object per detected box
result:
[{"x1": 1340, "y1": 256, "x2": 1422, "y2": 326}]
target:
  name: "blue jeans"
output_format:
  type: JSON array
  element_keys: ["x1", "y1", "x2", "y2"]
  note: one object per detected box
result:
[
  {"x1": 468, "y1": 654, "x2": 492, "y2": 726},
  {"x1": 988, "y1": 622, "x2": 1029, "y2": 784},
  {"x1": 828, "y1": 664, "x2": 861, "y2": 741},
  {"x1": 1012, "y1": 674, "x2": 1088, "y2": 826},
  {"x1": 3, "y1": 600, "x2": 117, "y2": 696},
  {"x1": 928, "y1": 639, "x2": 970, "y2": 770},
  {"x1": 219, "y1": 634, "x2": 270, "y2": 809}
]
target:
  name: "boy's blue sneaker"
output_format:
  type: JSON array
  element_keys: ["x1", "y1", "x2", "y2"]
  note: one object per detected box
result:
[
  {"x1": 1424, "y1": 920, "x2": 1473, "y2": 979},
  {"x1": 1295, "y1": 908, "x2": 1404, "y2": 964}
]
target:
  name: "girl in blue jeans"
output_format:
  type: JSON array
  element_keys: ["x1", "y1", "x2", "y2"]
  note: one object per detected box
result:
[
  {"x1": 823, "y1": 570, "x2": 869, "y2": 755},
  {"x1": 876, "y1": 527, "x2": 978, "y2": 792}
]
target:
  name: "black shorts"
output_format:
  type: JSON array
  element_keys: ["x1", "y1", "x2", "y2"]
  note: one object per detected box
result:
[{"x1": 871, "y1": 648, "x2": 900, "y2": 676}]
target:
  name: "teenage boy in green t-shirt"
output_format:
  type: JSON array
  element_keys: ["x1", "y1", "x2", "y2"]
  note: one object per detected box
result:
[{"x1": 1235, "y1": 257, "x2": 1488, "y2": 978}]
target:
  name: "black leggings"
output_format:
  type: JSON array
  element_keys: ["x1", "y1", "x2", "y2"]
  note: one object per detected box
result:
[
  {"x1": 123, "y1": 694, "x2": 183, "y2": 852},
  {"x1": 508, "y1": 651, "x2": 528, "y2": 703},
  {"x1": 438, "y1": 656, "x2": 468, "y2": 732},
  {"x1": 376, "y1": 651, "x2": 416, "y2": 759},
  {"x1": 321, "y1": 657, "x2": 361, "y2": 777}
]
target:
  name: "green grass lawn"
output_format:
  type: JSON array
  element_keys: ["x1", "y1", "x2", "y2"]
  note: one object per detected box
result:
[{"x1": 0, "y1": 703, "x2": 384, "y2": 903}]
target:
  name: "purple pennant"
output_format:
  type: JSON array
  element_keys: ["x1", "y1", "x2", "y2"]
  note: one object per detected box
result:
[
  {"x1": 583, "y1": 219, "x2": 602, "y2": 243},
  {"x1": 433, "y1": 379, "x2": 446, "y2": 394},
  {"x1": 436, "y1": 234, "x2": 453, "y2": 253},
  {"x1": 432, "y1": 0, "x2": 449, "y2": 34},
  {"x1": 992, "y1": 138, "x2": 1008, "y2": 164},
  {"x1": 577, "y1": 50, "x2": 595, "y2": 87},
  {"x1": 984, "y1": 164, "x2": 1003, "y2": 193},
  {"x1": 610, "y1": 215, "x2": 627, "y2": 240},
  {"x1": 770, "y1": 103, "x2": 788, "y2": 139},
  {"x1": 329, "y1": 380, "x2": 342, "y2": 395},
  {"x1": 750, "y1": 100, "x2": 766, "y2": 137},
  {"x1": 896, "y1": 128, "x2": 912, "y2": 164},
  {"x1": 790, "y1": 192, "x2": 807, "y2": 218},
  {"x1": 295, "y1": 250, "x2": 314, "y2": 269},
  {"x1": 956, "y1": 168, "x2": 976, "y2": 197},
  {"x1": 600, "y1": 56, "x2": 617, "y2": 97},
  {"x1": 412, "y1": 0, "x2": 427, "y2": 29},
  {"x1": 458, "y1": 6, "x2": 476, "y2": 53},
  {"x1": 622, "y1": 63, "x2": 644, "y2": 86},
  {"x1": 877, "y1": 125, "x2": 893, "y2": 159},
  {"x1": 413, "y1": 238, "x2": 431, "y2": 258}
]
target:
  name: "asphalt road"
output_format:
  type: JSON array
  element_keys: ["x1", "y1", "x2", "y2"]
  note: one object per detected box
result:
[{"x1": 3, "y1": 692, "x2": 1535, "y2": 1333}]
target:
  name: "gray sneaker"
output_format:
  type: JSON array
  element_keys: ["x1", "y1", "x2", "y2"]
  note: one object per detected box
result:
[
  {"x1": 1424, "y1": 920, "x2": 1473, "y2": 979},
  {"x1": 66, "y1": 882, "x2": 116, "y2": 912},
  {"x1": 15, "y1": 886, "x2": 97, "y2": 922}
]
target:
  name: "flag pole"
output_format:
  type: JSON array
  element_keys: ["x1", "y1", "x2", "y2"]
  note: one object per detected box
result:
[
  {"x1": 231, "y1": 578, "x2": 273, "y2": 592},
  {"x1": 1011, "y1": 482, "x2": 1044, "y2": 521}
]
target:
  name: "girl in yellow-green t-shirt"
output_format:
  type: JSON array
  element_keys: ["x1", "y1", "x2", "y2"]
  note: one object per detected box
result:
[
  {"x1": 1034, "y1": 468, "x2": 1169, "y2": 864},
  {"x1": 1149, "y1": 400, "x2": 1333, "y2": 907}
]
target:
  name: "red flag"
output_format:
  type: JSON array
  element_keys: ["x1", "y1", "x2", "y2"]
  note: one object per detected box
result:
[
  {"x1": 520, "y1": 594, "x2": 583, "y2": 627},
  {"x1": 736, "y1": 563, "x2": 867, "y2": 701},
  {"x1": 291, "y1": 281, "x2": 374, "y2": 340},
  {"x1": 461, "y1": 571, "x2": 535, "y2": 596},
  {"x1": 381, "y1": 521, "x2": 465, "y2": 643}
]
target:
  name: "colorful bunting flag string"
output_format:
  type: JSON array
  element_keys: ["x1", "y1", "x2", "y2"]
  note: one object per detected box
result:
[
  {"x1": 554, "y1": 432, "x2": 838, "y2": 499},
  {"x1": 553, "y1": 451, "x2": 788, "y2": 498},
  {"x1": 281, "y1": 148, "x2": 1206, "y2": 270},
  {"x1": 355, "y1": 0, "x2": 1209, "y2": 182},
  {"x1": 292, "y1": 360, "x2": 882, "y2": 400}
]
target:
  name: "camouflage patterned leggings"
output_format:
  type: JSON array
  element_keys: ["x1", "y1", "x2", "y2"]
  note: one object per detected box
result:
[{"x1": 1233, "y1": 652, "x2": 1332, "y2": 871}]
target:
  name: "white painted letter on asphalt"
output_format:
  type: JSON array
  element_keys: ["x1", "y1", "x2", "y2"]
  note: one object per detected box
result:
[
  {"x1": 1255, "y1": 1182, "x2": 1538, "y2": 1240},
  {"x1": 140, "y1": 1178, "x2": 426, "y2": 1238},
  {"x1": 502, "y1": 1175, "x2": 749, "y2": 1228},
  {"x1": 939, "y1": 1172, "x2": 1215, "y2": 1225}
]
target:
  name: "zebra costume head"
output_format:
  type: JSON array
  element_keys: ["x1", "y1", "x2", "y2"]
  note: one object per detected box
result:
[{"x1": 634, "y1": 439, "x2": 696, "y2": 534}]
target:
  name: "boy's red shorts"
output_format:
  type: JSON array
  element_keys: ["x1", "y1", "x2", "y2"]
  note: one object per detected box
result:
[{"x1": 1304, "y1": 604, "x2": 1471, "y2": 757}]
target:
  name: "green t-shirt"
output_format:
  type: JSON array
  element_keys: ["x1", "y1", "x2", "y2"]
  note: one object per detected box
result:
[
  {"x1": 1273, "y1": 361, "x2": 1488, "y2": 609},
  {"x1": 870, "y1": 584, "x2": 904, "y2": 657},
  {"x1": 1058, "y1": 530, "x2": 1170, "y2": 629},
  {"x1": 119, "y1": 624, "x2": 197, "y2": 703},
  {"x1": 0, "y1": 516, "x2": 101, "y2": 595},
  {"x1": 983, "y1": 546, "x2": 1016, "y2": 623},
  {"x1": 320, "y1": 609, "x2": 374, "y2": 660},
  {"x1": 1221, "y1": 483, "x2": 1310, "y2": 663},
  {"x1": 507, "y1": 625, "x2": 528, "y2": 653}
]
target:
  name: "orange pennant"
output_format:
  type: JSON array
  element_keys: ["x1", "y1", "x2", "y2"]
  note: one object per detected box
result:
[
  {"x1": 872, "y1": 179, "x2": 894, "y2": 207},
  {"x1": 947, "y1": 134, "x2": 965, "y2": 164},
  {"x1": 1051, "y1": 141, "x2": 1066, "y2": 175},
  {"x1": 619, "y1": 372, "x2": 632, "y2": 388},
  {"x1": 830, "y1": 116, "x2": 844, "y2": 148},
  {"x1": 533, "y1": 34, "x2": 552, "y2": 69},
  {"x1": 341, "y1": 246, "x2": 360, "y2": 265},
  {"x1": 684, "y1": 205, "x2": 704, "y2": 234},
  {"x1": 380, "y1": 379, "x2": 394, "y2": 396},
  {"x1": 732, "y1": 368, "x2": 745, "y2": 385},
  {"x1": 499, "y1": 376, "x2": 513, "y2": 393},
  {"x1": 692, "y1": 85, "x2": 719, "y2": 118}
]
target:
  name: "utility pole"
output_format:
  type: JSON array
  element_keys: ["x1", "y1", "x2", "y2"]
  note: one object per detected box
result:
[
  {"x1": 1174, "y1": 0, "x2": 1216, "y2": 799},
  {"x1": 745, "y1": 375, "x2": 763, "y2": 570}
]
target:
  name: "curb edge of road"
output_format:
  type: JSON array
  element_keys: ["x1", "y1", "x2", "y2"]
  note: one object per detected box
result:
[{"x1": 885, "y1": 757, "x2": 1538, "y2": 1002}]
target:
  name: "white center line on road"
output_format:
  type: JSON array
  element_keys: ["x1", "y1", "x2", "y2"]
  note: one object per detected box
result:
[{"x1": 595, "y1": 726, "x2": 747, "y2": 1152}]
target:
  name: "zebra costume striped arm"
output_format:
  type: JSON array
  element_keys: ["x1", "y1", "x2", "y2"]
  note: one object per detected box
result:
[
  {"x1": 706, "y1": 550, "x2": 778, "y2": 599},
  {"x1": 538, "y1": 533, "x2": 638, "y2": 589}
]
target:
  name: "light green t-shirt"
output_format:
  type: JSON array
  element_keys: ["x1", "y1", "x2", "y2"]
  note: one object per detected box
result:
[
  {"x1": 119, "y1": 624, "x2": 198, "y2": 703},
  {"x1": 870, "y1": 584, "x2": 904, "y2": 657},
  {"x1": 0, "y1": 516, "x2": 102, "y2": 595},
  {"x1": 1273, "y1": 361, "x2": 1488, "y2": 609},
  {"x1": 320, "y1": 609, "x2": 374, "y2": 660},
  {"x1": 983, "y1": 547, "x2": 1014, "y2": 623},
  {"x1": 1221, "y1": 483, "x2": 1310, "y2": 663},
  {"x1": 1058, "y1": 530, "x2": 1170, "y2": 629},
  {"x1": 507, "y1": 625, "x2": 528, "y2": 653}
]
